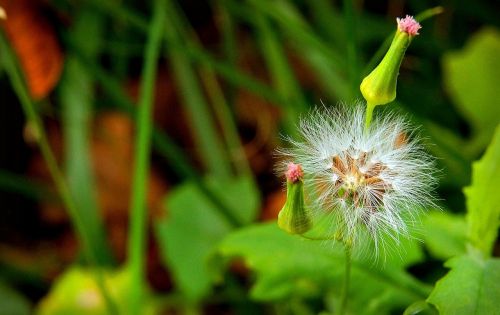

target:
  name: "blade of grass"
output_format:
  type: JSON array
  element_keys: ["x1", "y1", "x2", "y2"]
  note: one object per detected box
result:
[
  {"x1": 126, "y1": 0, "x2": 166, "y2": 313},
  {"x1": 72, "y1": 50, "x2": 242, "y2": 228},
  {"x1": 61, "y1": 57, "x2": 113, "y2": 265},
  {"x1": 0, "y1": 169, "x2": 54, "y2": 201},
  {"x1": 0, "y1": 32, "x2": 119, "y2": 315},
  {"x1": 247, "y1": 0, "x2": 343, "y2": 65},
  {"x1": 308, "y1": 0, "x2": 345, "y2": 46},
  {"x1": 87, "y1": 0, "x2": 149, "y2": 31},
  {"x1": 164, "y1": 0, "x2": 232, "y2": 180},
  {"x1": 215, "y1": 0, "x2": 238, "y2": 106},
  {"x1": 343, "y1": 0, "x2": 360, "y2": 99},
  {"x1": 252, "y1": 11, "x2": 307, "y2": 135},
  {"x1": 61, "y1": 9, "x2": 113, "y2": 266},
  {"x1": 169, "y1": 1, "x2": 252, "y2": 177},
  {"x1": 181, "y1": 44, "x2": 285, "y2": 104},
  {"x1": 87, "y1": 0, "x2": 287, "y2": 106},
  {"x1": 227, "y1": 0, "x2": 349, "y2": 100}
]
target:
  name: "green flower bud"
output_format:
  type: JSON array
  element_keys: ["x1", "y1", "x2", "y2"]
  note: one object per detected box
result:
[
  {"x1": 278, "y1": 163, "x2": 312, "y2": 234},
  {"x1": 360, "y1": 15, "x2": 421, "y2": 127},
  {"x1": 360, "y1": 31, "x2": 411, "y2": 106}
]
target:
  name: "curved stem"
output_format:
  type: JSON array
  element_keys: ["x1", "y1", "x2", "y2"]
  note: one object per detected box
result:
[
  {"x1": 339, "y1": 245, "x2": 352, "y2": 315},
  {"x1": 300, "y1": 233, "x2": 340, "y2": 241},
  {"x1": 364, "y1": 102, "x2": 376, "y2": 132},
  {"x1": 0, "y1": 33, "x2": 118, "y2": 315}
]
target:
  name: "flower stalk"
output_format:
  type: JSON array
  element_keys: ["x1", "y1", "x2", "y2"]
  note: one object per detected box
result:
[{"x1": 339, "y1": 246, "x2": 352, "y2": 315}]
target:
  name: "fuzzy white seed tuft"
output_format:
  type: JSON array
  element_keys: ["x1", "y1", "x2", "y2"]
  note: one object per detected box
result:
[{"x1": 277, "y1": 103, "x2": 437, "y2": 256}]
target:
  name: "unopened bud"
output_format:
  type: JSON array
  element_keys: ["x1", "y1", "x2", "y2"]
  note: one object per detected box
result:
[
  {"x1": 0, "y1": 7, "x2": 6, "y2": 20},
  {"x1": 360, "y1": 15, "x2": 421, "y2": 107},
  {"x1": 278, "y1": 163, "x2": 311, "y2": 234}
]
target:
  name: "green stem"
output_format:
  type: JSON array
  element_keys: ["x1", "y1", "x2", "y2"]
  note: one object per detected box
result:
[
  {"x1": 364, "y1": 102, "x2": 376, "y2": 131},
  {"x1": 0, "y1": 33, "x2": 118, "y2": 315},
  {"x1": 339, "y1": 246, "x2": 352, "y2": 315},
  {"x1": 301, "y1": 233, "x2": 342, "y2": 241},
  {"x1": 127, "y1": 0, "x2": 166, "y2": 313}
]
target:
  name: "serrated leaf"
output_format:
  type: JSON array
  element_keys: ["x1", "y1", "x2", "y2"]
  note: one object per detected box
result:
[
  {"x1": 464, "y1": 126, "x2": 500, "y2": 257},
  {"x1": 427, "y1": 254, "x2": 500, "y2": 315},
  {"x1": 423, "y1": 211, "x2": 467, "y2": 260},
  {"x1": 218, "y1": 223, "x2": 430, "y2": 315},
  {"x1": 155, "y1": 176, "x2": 259, "y2": 302},
  {"x1": 443, "y1": 28, "x2": 500, "y2": 151}
]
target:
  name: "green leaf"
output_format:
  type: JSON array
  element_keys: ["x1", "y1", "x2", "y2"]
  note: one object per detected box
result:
[
  {"x1": 218, "y1": 223, "x2": 430, "y2": 315},
  {"x1": 155, "y1": 176, "x2": 259, "y2": 302},
  {"x1": 464, "y1": 125, "x2": 500, "y2": 257},
  {"x1": 422, "y1": 211, "x2": 467, "y2": 260},
  {"x1": 427, "y1": 254, "x2": 500, "y2": 315},
  {"x1": 0, "y1": 281, "x2": 31, "y2": 315},
  {"x1": 60, "y1": 56, "x2": 112, "y2": 265},
  {"x1": 36, "y1": 267, "x2": 158, "y2": 315},
  {"x1": 403, "y1": 300, "x2": 438, "y2": 315},
  {"x1": 427, "y1": 128, "x2": 500, "y2": 314},
  {"x1": 443, "y1": 28, "x2": 500, "y2": 152}
]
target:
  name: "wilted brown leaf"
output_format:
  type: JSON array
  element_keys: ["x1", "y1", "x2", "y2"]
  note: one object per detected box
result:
[{"x1": 0, "y1": 0, "x2": 63, "y2": 99}]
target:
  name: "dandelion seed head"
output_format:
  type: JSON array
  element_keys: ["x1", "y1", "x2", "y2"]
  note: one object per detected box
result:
[{"x1": 276, "y1": 103, "x2": 437, "y2": 255}]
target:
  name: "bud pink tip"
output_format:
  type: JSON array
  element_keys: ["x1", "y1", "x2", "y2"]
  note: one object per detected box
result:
[
  {"x1": 286, "y1": 162, "x2": 303, "y2": 183},
  {"x1": 396, "y1": 15, "x2": 421, "y2": 36}
]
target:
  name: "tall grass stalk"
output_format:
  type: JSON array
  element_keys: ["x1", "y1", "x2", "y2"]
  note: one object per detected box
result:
[
  {"x1": 0, "y1": 33, "x2": 119, "y2": 315},
  {"x1": 126, "y1": 0, "x2": 166, "y2": 313},
  {"x1": 169, "y1": 0, "x2": 252, "y2": 177},
  {"x1": 343, "y1": 0, "x2": 360, "y2": 99},
  {"x1": 61, "y1": 9, "x2": 113, "y2": 265},
  {"x1": 164, "y1": 0, "x2": 232, "y2": 179},
  {"x1": 74, "y1": 51, "x2": 242, "y2": 228}
]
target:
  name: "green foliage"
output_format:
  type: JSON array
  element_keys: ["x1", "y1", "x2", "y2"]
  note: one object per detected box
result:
[
  {"x1": 422, "y1": 211, "x2": 467, "y2": 261},
  {"x1": 0, "y1": 0, "x2": 498, "y2": 313},
  {"x1": 427, "y1": 127, "x2": 500, "y2": 313},
  {"x1": 427, "y1": 253, "x2": 500, "y2": 315},
  {"x1": 164, "y1": 0, "x2": 232, "y2": 179},
  {"x1": 155, "y1": 176, "x2": 259, "y2": 302},
  {"x1": 464, "y1": 126, "x2": 500, "y2": 257},
  {"x1": 218, "y1": 223, "x2": 431, "y2": 315},
  {"x1": 35, "y1": 267, "x2": 159, "y2": 315},
  {"x1": 443, "y1": 28, "x2": 500, "y2": 153},
  {"x1": 0, "y1": 281, "x2": 31, "y2": 315},
  {"x1": 60, "y1": 54, "x2": 112, "y2": 265}
]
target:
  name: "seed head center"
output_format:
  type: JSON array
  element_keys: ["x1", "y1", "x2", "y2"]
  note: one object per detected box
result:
[{"x1": 331, "y1": 151, "x2": 391, "y2": 210}]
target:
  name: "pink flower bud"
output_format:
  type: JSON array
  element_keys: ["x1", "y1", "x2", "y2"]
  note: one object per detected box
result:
[
  {"x1": 286, "y1": 162, "x2": 303, "y2": 183},
  {"x1": 397, "y1": 15, "x2": 421, "y2": 36}
]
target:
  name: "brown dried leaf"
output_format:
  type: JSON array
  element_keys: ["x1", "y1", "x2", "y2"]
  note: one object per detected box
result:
[{"x1": 0, "y1": 0, "x2": 63, "y2": 99}]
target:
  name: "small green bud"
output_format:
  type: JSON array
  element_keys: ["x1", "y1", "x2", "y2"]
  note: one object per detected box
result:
[
  {"x1": 278, "y1": 163, "x2": 312, "y2": 234},
  {"x1": 360, "y1": 15, "x2": 421, "y2": 107}
]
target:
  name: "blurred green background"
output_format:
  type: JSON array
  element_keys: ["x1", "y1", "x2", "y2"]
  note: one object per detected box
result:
[{"x1": 0, "y1": 0, "x2": 498, "y2": 314}]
